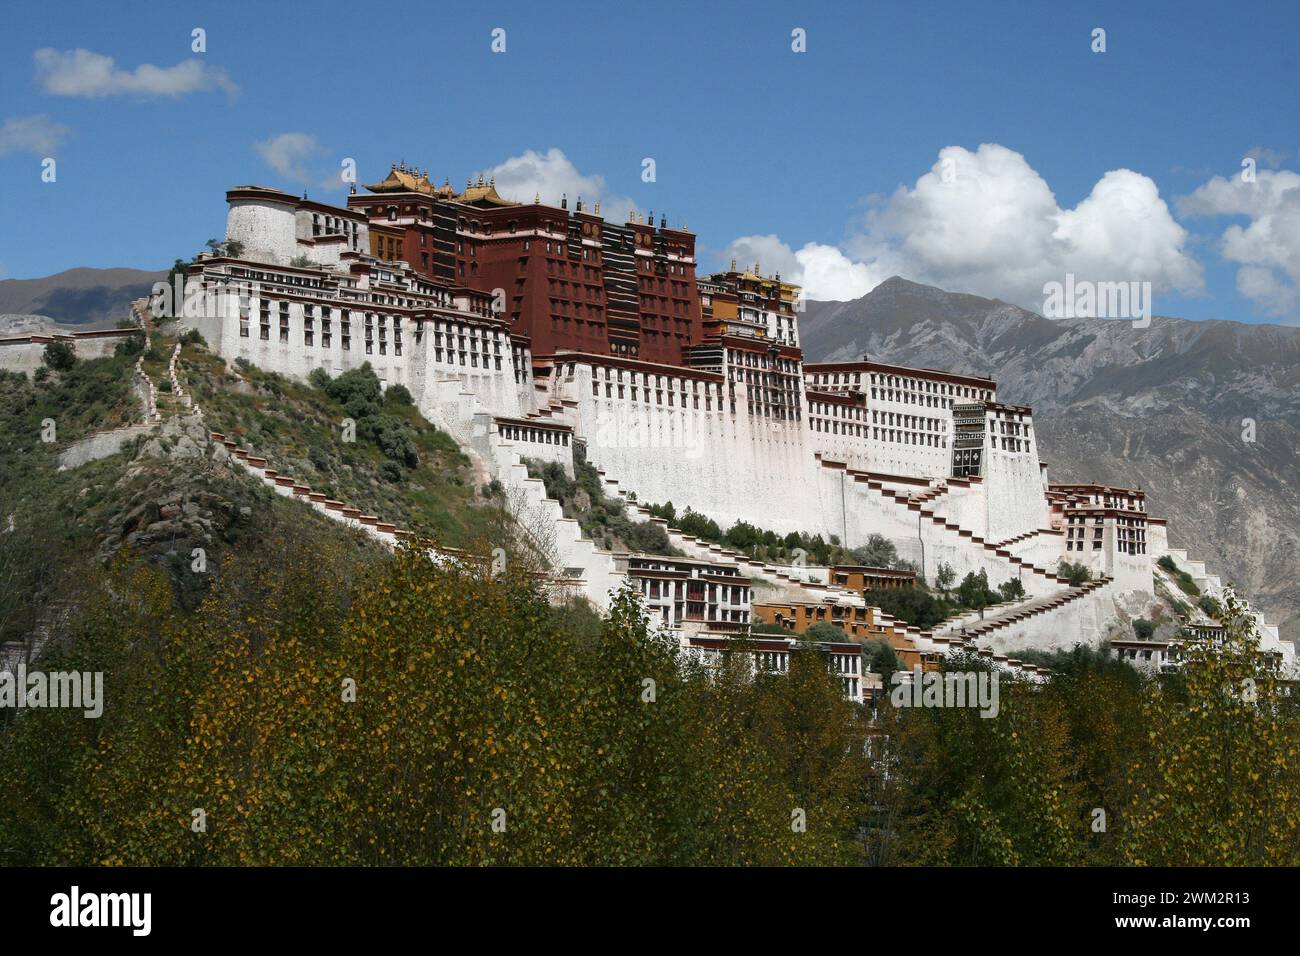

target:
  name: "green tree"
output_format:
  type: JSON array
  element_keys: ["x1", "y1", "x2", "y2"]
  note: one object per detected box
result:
[
  {"x1": 936, "y1": 561, "x2": 956, "y2": 594},
  {"x1": 862, "y1": 638, "x2": 901, "y2": 686},
  {"x1": 957, "y1": 569, "x2": 996, "y2": 610},
  {"x1": 1123, "y1": 592, "x2": 1300, "y2": 865},
  {"x1": 805, "y1": 622, "x2": 849, "y2": 643},
  {"x1": 998, "y1": 577, "x2": 1025, "y2": 602},
  {"x1": 850, "y1": 533, "x2": 898, "y2": 568},
  {"x1": 1058, "y1": 561, "x2": 1092, "y2": 586},
  {"x1": 43, "y1": 340, "x2": 76, "y2": 371}
]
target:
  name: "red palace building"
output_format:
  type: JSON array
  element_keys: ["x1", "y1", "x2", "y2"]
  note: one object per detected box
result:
[{"x1": 347, "y1": 163, "x2": 704, "y2": 366}]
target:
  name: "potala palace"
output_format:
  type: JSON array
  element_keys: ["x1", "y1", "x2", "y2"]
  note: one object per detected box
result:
[{"x1": 172, "y1": 163, "x2": 1293, "y2": 694}]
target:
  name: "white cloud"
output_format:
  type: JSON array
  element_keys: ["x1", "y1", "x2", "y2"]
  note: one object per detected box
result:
[
  {"x1": 254, "y1": 133, "x2": 350, "y2": 191},
  {"x1": 723, "y1": 235, "x2": 885, "y2": 301},
  {"x1": 1244, "y1": 146, "x2": 1288, "y2": 169},
  {"x1": 34, "y1": 48, "x2": 238, "y2": 98},
  {"x1": 0, "y1": 114, "x2": 71, "y2": 156},
  {"x1": 477, "y1": 148, "x2": 634, "y2": 217},
  {"x1": 255, "y1": 132, "x2": 323, "y2": 182},
  {"x1": 1178, "y1": 169, "x2": 1300, "y2": 319},
  {"x1": 726, "y1": 143, "x2": 1203, "y2": 309}
]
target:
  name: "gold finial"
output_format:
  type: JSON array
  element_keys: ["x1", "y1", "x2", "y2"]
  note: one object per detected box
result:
[
  {"x1": 534, "y1": 191, "x2": 540, "y2": 204},
  {"x1": 730, "y1": 257, "x2": 737, "y2": 271},
  {"x1": 594, "y1": 201, "x2": 601, "y2": 215}
]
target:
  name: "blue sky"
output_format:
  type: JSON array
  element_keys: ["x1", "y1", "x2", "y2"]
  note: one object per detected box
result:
[{"x1": 2, "y1": 0, "x2": 1298, "y2": 323}]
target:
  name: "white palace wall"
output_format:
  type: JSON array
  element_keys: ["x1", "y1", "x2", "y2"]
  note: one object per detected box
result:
[
  {"x1": 551, "y1": 363, "x2": 823, "y2": 536},
  {"x1": 984, "y1": 444, "x2": 1050, "y2": 543},
  {"x1": 191, "y1": 286, "x2": 523, "y2": 425},
  {"x1": 543, "y1": 359, "x2": 1078, "y2": 597},
  {"x1": 935, "y1": 480, "x2": 987, "y2": 533},
  {"x1": 226, "y1": 198, "x2": 298, "y2": 265},
  {"x1": 1005, "y1": 529, "x2": 1066, "y2": 569}
]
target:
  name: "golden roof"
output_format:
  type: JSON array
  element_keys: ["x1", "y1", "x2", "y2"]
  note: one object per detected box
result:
[
  {"x1": 364, "y1": 163, "x2": 458, "y2": 198},
  {"x1": 458, "y1": 176, "x2": 518, "y2": 207},
  {"x1": 365, "y1": 165, "x2": 520, "y2": 208}
]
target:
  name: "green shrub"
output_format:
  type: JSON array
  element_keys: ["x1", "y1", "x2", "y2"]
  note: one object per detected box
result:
[
  {"x1": 43, "y1": 341, "x2": 76, "y2": 371},
  {"x1": 114, "y1": 333, "x2": 145, "y2": 357},
  {"x1": 1058, "y1": 561, "x2": 1092, "y2": 586},
  {"x1": 848, "y1": 533, "x2": 898, "y2": 568},
  {"x1": 862, "y1": 638, "x2": 901, "y2": 682},
  {"x1": 385, "y1": 384, "x2": 413, "y2": 406},
  {"x1": 957, "y1": 569, "x2": 999, "y2": 608},
  {"x1": 864, "y1": 586, "x2": 955, "y2": 630},
  {"x1": 308, "y1": 444, "x2": 331, "y2": 473},
  {"x1": 805, "y1": 622, "x2": 849, "y2": 642}
]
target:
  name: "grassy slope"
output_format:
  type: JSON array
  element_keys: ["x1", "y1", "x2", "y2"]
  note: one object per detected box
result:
[
  {"x1": 180, "y1": 338, "x2": 505, "y2": 549},
  {"x1": 0, "y1": 335, "x2": 509, "y2": 641}
]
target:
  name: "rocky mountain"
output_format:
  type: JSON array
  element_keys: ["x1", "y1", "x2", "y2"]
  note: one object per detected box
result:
[
  {"x1": 802, "y1": 277, "x2": 1300, "y2": 643},
  {"x1": 0, "y1": 267, "x2": 164, "y2": 329}
]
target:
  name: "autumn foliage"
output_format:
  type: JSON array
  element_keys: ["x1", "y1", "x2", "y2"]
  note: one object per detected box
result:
[
  {"x1": 0, "y1": 539, "x2": 868, "y2": 865},
  {"x1": 2, "y1": 538, "x2": 1297, "y2": 867}
]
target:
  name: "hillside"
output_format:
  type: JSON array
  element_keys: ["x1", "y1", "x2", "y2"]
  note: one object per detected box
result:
[
  {"x1": 801, "y1": 277, "x2": 1300, "y2": 643},
  {"x1": 0, "y1": 330, "x2": 498, "y2": 642},
  {"x1": 0, "y1": 267, "x2": 165, "y2": 330}
]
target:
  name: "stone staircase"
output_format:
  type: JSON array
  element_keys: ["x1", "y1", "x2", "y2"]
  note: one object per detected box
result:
[
  {"x1": 420, "y1": 377, "x2": 627, "y2": 611},
  {"x1": 988, "y1": 529, "x2": 1040, "y2": 550},
  {"x1": 857, "y1": 473, "x2": 1072, "y2": 591},
  {"x1": 585, "y1": 461, "x2": 1051, "y2": 680},
  {"x1": 167, "y1": 341, "x2": 201, "y2": 417},
  {"x1": 934, "y1": 576, "x2": 1113, "y2": 642},
  {"x1": 1159, "y1": 548, "x2": 1291, "y2": 666},
  {"x1": 55, "y1": 353, "x2": 160, "y2": 470},
  {"x1": 210, "y1": 430, "x2": 411, "y2": 550}
]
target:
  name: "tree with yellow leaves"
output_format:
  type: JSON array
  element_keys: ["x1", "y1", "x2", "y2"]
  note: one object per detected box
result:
[{"x1": 1123, "y1": 591, "x2": 1300, "y2": 866}]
